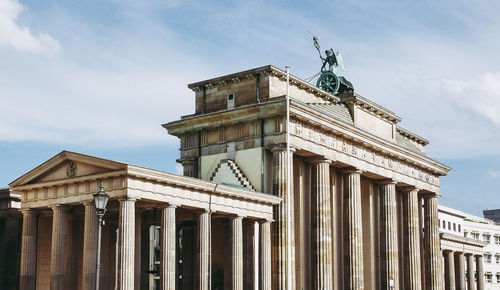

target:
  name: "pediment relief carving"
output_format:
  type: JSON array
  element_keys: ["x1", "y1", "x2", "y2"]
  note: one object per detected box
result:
[
  {"x1": 10, "y1": 151, "x2": 127, "y2": 188},
  {"x1": 29, "y1": 159, "x2": 113, "y2": 184}
]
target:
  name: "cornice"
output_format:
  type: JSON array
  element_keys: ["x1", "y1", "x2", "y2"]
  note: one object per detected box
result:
[
  {"x1": 290, "y1": 99, "x2": 451, "y2": 175},
  {"x1": 440, "y1": 232, "x2": 487, "y2": 248},
  {"x1": 127, "y1": 165, "x2": 282, "y2": 205},
  {"x1": 163, "y1": 99, "x2": 285, "y2": 136},
  {"x1": 396, "y1": 127, "x2": 429, "y2": 146},
  {"x1": 339, "y1": 92, "x2": 401, "y2": 124},
  {"x1": 187, "y1": 65, "x2": 340, "y2": 103}
]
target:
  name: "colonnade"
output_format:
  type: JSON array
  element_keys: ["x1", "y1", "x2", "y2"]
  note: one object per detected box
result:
[
  {"x1": 443, "y1": 250, "x2": 484, "y2": 290},
  {"x1": 19, "y1": 200, "x2": 273, "y2": 290},
  {"x1": 272, "y1": 147, "x2": 444, "y2": 289}
]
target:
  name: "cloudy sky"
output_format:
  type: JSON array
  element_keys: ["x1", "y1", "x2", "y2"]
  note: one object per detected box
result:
[{"x1": 1, "y1": 0, "x2": 499, "y2": 215}]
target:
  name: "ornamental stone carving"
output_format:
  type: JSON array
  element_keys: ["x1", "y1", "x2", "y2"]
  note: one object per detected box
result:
[{"x1": 289, "y1": 119, "x2": 439, "y2": 186}]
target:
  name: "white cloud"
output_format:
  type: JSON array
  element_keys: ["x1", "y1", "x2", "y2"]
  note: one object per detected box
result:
[
  {"x1": 175, "y1": 163, "x2": 183, "y2": 175},
  {"x1": 489, "y1": 170, "x2": 500, "y2": 179},
  {"x1": 441, "y1": 73, "x2": 500, "y2": 125},
  {"x1": 0, "y1": 0, "x2": 60, "y2": 55}
]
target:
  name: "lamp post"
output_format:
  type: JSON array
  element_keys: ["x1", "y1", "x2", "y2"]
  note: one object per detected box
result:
[{"x1": 93, "y1": 185, "x2": 109, "y2": 290}]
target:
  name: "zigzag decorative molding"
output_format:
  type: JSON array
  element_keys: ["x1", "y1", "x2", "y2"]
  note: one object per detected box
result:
[{"x1": 210, "y1": 159, "x2": 255, "y2": 191}]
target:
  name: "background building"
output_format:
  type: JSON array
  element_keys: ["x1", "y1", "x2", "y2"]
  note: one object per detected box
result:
[{"x1": 439, "y1": 205, "x2": 500, "y2": 289}]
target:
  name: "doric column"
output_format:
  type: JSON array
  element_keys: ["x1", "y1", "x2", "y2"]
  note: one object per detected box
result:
[
  {"x1": 199, "y1": 209, "x2": 211, "y2": 290},
  {"x1": 444, "y1": 250, "x2": 456, "y2": 290},
  {"x1": 476, "y1": 255, "x2": 484, "y2": 290},
  {"x1": 135, "y1": 209, "x2": 143, "y2": 290},
  {"x1": 271, "y1": 146, "x2": 295, "y2": 289},
  {"x1": 455, "y1": 252, "x2": 465, "y2": 290},
  {"x1": 424, "y1": 196, "x2": 443, "y2": 290},
  {"x1": 118, "y1": 198, "x2": 136, "y2": 290},
  {"x1": 402, "y1": 187, "x2": 423, "y2": 289},
  {"x1": 181, "y1": 159, "x2": 198, "y2": 178},
  {"x1": 50, "y1": 205, "x2": 69, "y2": 290},
  {"x1": 466, "y1": 254, "x2": 476, "y2": 290},
  {"x1": 82, "y1": 202, "x2": 99, "y2": 290},
  {"x1": 311, "y1": 159, "x2": 333, "y2": 289},
  {"x1": 342, "y1": 168, "x2": 364, "y2": 289},
  {"x1": 260, "y1": 220, "x2": 272, "y2": 290},
  {"x1": 20, "y1": 209, "x2": 37, "y2": 290},
  {"x1": 379, "y1": 180, "x2": 399, "y2": 289},
  {"x1": 232, "y1": 216, "x2": 243, "y2": 290},
  {"x1": 161, "y1": 205, "x2": 177, "y2": 290}
]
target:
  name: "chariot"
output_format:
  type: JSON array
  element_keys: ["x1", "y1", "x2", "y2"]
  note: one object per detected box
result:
[{"x1": 311, "y1": 35, "x2": 354, "y2": 95}]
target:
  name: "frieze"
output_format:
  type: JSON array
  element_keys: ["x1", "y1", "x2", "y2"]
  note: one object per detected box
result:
[{"x1": 289, "y1": 120, "x2": 438, "y2": 185}]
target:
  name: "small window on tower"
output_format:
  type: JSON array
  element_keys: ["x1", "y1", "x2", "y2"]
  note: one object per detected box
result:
[{"x1": 227, "y1": 93, "x2": 235, "y2": 109}]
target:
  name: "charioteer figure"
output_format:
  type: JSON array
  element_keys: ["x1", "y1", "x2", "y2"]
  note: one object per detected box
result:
[{"x1": 312, "y1": 34, "x2": 354, "y2": 95}]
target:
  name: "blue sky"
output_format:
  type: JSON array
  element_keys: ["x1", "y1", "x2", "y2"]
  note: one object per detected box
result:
[{"x1": 0, "y1": 0, "x2": 499, "y2": 215}]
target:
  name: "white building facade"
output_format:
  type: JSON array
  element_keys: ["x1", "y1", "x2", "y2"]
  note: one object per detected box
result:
[{"x1": 439, "y1": 205, "x2": 500, "y2": 289}]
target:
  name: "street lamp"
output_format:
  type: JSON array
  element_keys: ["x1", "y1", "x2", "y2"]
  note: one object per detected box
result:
[{"x1": 93, "y1": 185, "x2": 109, "y2": 290}]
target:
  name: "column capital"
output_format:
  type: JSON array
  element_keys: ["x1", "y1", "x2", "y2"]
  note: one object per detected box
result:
[
  {"x1": 83, "y1": 201, "x2": 95, "y2": 207},
  {"x1": 398, "y1": 185, "x2": 420, "y2": 193},
  {"x1": 51, "y1": 204, "x2": 69, "y2": 211},
  {"x1": 340, "y1": 167, "x2": 363, "y2": 175},
  {"x1": 378, "y1": 179, "x2": 397, "y2": 185},
  {"x1": 21, "y1": 208, "x2": 37, "y2": 216},
  {"x1": 231, "y1": 215, "x2": 245, "y2": 221},
  {"x1": 269, "y1": 144, "x2": 296, "y2": 153},
  {"x1": 159, "y1": 203, "x2": 179, "y2": 209},
  {"x1": 309, "y1": 157, "x2": 332, "y2": 165},
  {"x1": 118, "y1": 197, "x2": 137, "y2": 202}
]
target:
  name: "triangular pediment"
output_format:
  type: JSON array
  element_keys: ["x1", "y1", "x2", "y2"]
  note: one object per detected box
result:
[{"x1": 10, "y1": 151, "x2": 127, "y2": 187}]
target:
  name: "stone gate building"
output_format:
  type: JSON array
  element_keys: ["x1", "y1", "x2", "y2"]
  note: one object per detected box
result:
[
  {"x1": 10, "y1": 65, "x2": 452, "y2": 289},
  {"x1": 164, "y1": 65, "x2": 451, "y2": 289}
]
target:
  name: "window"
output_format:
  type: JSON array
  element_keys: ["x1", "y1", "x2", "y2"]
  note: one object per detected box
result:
[
  {"x1": 443, "y1": 220, "x2": 446, "y2": 228},
  {"x1": 448, "y1": 222, "x2": 451, "y2": 230},
  {"x1": 484, "y1": 235, "x2": 491, "y2": 244},
  {"x1": 453, "y1": 223, "x2": 456, "y2": 231},
  {"x1": 495, "y1": 236, "x2": 500, "y2": 245},
  {"x1": 496, "y1": 274, "x2": 500, "y2": 283},
  {"x1": 486, "y1": 273, "x2": 492, "y2": 283},
  {"x1": 485, "y1": 254, "x2": 492, "y2": 263},
  {"x1": 458, "y1": 224, "x2": 461, "y2": 232},
  {"x1": 496, "y1": 255, "x2": 500, "y2": 264},
  {"x1": 439, "y1": 219, "x2": 441, "y2": 227},
  {"x1": 472, "y1": 233, "x2": 480, "y2": 240}
]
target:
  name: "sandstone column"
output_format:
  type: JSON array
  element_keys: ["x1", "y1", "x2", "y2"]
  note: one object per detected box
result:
[
  {"x1": 118, "y1": 198, "x2": 136, "y2": 290},
  {"x1": 311, "y1": 159, "x2": 333, "y2": 289},
  {"x1": 232, "y1": 216, "x2": 243, "y2": 290},
  {"x1": 271, "y1": 146, "x2": 295, "y2": 289},
  {"x1": 342, "y1": 168, "x2": 364, "y2": 289},
  {"x1": 199, "y1": 209, "x2": 211, "y2": 290},
  {"x1": 135, "y1": 209, "x2": 143, "y2": 290},
  {"x1": 379, "y1": 180, "x2": 399, "y2": 289},
  {"x1": 50, "y1": 205, "x2": 70, "y2": 290},
  {"x1": 424, "y1": 196, "x2": 443, "y2": 290},
  {"x1": 444, "y1": 250, "x2": 456, "y2": 290},
  {"x1": 476, "y1": 255, "x2": 484, "y2": 290},
  {"x1": 455, "y1": 252, "x2": 465, "y2": 290},
  {"x1": 20, "y1": 209, "x2": 37, "y2": 290},
  {"x1": 402, "y1": 187, "x2": 423, "y2": 289},
  {"x1": 82, "y1": 202, "x2": 99, "y2": 290},
  {"x1": 466, "y1": 254, "x2": 475, "y2": 290},
  {"x1": 161, "y1": 205, "x2": 177, "y2": 290},
  {"x1": 182, "y1": 159, "x2": 198, "y2": 178},
  {"x1": 260, "y1": 220, "x2": 272, "y2": 290}
]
